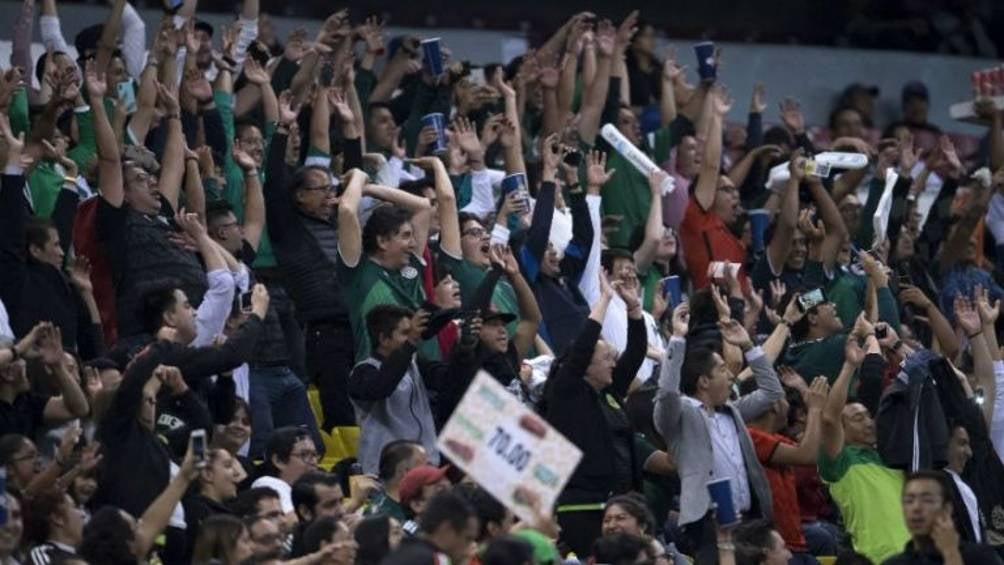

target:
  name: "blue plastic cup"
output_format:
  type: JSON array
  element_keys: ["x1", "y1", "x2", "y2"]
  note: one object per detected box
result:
[
  {"x1": 662, "y1": 275, "x2": 683, "y2": 307},
  {"x1": 501, "y1": 173, "x2": 530, "y2": 214},
  {"x1": 421, "y1": 38, "x2": 444, "y2": 77},
  {"x1": 707, "y1": 478, "x2": 738, "y2": 526},
  {"x1": 694, "y1": 41, "x2": 717, "y2": 81},
  {"x1": 750, "y1": 209, "x2": 770, "y2": 253},
  {"x1": 421, "y1": 113, "x2": 448, "y2": 155}
]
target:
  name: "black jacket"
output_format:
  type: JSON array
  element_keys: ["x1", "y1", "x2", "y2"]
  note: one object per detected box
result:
[
  {"x1": 544, "y1": 316, "x2": 646, "y2": 500},
  {"x1": 881, "y1": 540, "x2": 1003, "y2": 565},
  {"x1": 0, "y1": 174, "x2": 103, "y2": 358},
  {"x1": 877, "y1": 350, "x2": 949, "y2": 471}
]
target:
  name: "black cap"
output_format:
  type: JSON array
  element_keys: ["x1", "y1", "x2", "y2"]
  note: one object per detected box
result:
[
  {"x1": 902, "y1": 81, "x2": 929, "y2": 102},
  {"x1": 482, "y1": 311, "x2": 517, "y2": 324}
]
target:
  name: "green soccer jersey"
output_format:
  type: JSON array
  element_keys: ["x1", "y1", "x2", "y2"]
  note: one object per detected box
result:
[
  {"x1": 337, "y1": 252, "x2": 438, "y2": 362},
  {"x1": 818, "y1": 445, "x2": 909, "y2": 564}
]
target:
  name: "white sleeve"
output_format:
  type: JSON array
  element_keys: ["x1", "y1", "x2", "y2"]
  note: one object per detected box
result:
[
  {"x1": 386, "y1": 156, "x2": 406, "y2": 188},
  {"x1": 120, "y1": 2, "x2": 148, "y2": 80},
  {"x1": 233, "y1": 17, "x2": 259, "y2": 69},
  {"x1": 578, "y1": 194, "x2": 603, "y2": 307},
  {"x1": 460, "y1": 168, "x2": 496, "y2": 218},
  {"x1": 991, "y1": 360, "x2": 1004, "y2": 463},
  {"x1": 39, "y1": 15, "x2": 72, "y2": 54},
  {"x1": 192, "y1": 270, "x2": 237, "y2": 347},
  {"x1": 372, "y1": 157, "x2": 396, "y2": 187},
  {"x1": 0, "y1": 298, "x2": 13, "y2": 343}
]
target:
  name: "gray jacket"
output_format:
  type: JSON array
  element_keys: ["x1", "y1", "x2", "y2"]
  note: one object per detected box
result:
[
  {"x1": 351, "y1": 356, "x2": 440, "y2": 475},
  {"x1": 653, "y1": 337, "x2": 782, "y2": 526}
]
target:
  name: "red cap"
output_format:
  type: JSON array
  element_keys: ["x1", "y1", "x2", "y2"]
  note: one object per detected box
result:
[{"x1": 398, "y1": 465, "x2": 450, "y2": 505}]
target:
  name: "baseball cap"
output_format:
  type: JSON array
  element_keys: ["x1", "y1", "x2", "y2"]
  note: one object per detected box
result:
[
  {"x1": 399, "y1": 465, "x2": 450, "y2": 506},
  {"x1": 512, "y1": 529, "x2": 561, "y2": 565},
  {"x1": 482, "y1": 305, "x2": 517, "y2": 325},
  {"x1": 902, "y1": 81, "x2": 929, "y2": 102}
]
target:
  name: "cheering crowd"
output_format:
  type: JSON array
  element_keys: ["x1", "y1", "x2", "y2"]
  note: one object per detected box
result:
[{"x1": 0, "y1": 1, "x2": 1003, "y2": 564}]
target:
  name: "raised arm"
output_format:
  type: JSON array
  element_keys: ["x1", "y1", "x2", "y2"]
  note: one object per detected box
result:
[
  {"x1": 232, "y1": 146, "x2": 264, "y2": 251},
  {"x1": 771, "y1": 377, "x2": 828, "y2": 465},
  {"x1": 244, "y1": 58, "x2": 278, "y2": 125},
  {"x1": 155, "y1": 84, "x2": 186, "y2": 211},
  {"x1": 659, "y1": 55, "x2": 680, "y2": 127},
  {"x1": 95, "y1": 0, "x2": 127, "y2": 76},
  {"x1": 806, "y1": 175, "x2": 849, "y2": 273},
  {"x1": 335, "y1": 169, "x2": 368, "y2": 267},
  {"x1": 822, "y1": 335, "x2": 869, "y2": 459},
  {"x1": 518, "y1": 135, "x2": 560, "y2": 281},
  {"x1": 38, "y1": 327, "x2": 90, "y2": 421},
  {"x1": 693, "y1": 86, "x2": 729, "y2": 211},
  {"x1": 765, "y1": 153, "x2": 804, "y2": 273},
  {"x1": 424, "y1": 157, "x2": 460, "y2": 258},
  {"x1": 653, "y1": 304, "x2": 689, "y2": 445},
  {"x1": 575, "y1": 20, "x2": 616, "y2": 145},
  {"x1": 134, "y1": 438, "x2": 198, "y2": 558},
  {"x1": 361, "y1": 182, "x2": 434, "y2": 257},
  {"x1": 492, "y1": 246, "x2": 540, "y2": 360},
  {"x1": 634, "y1": 171, "x2": 666, "y2": 273},
  {"x1": 610, "y1": 282, "x2": 646, "y2": 400},
  {"x1": 86, "y1": 61, "x2": 123, "y2": 207}
]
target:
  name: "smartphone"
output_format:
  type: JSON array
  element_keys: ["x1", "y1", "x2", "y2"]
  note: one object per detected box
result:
[
  {"x1": 240, "y1": 292, "x2": 253, "y2": 314},
  {"x1": 563, "y1": 149, "x2": 582, "y2": 168},
  {"x1": 117, "y1": 81, "x2": 137, "y2": 114},
  {"x1": 191, "y1": 429, "x2": 207, "y2": 468},
  {"x1": 798, "y1": 288, "x2": 826, "y2": 311},
  {"x1": 707, "y1": 261, "x2": 740, "y2": 281}
]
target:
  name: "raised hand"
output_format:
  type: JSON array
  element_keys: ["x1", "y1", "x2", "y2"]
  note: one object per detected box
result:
[
  {"x1": 452, "y1": 116, "x2": 483, "y2": 158},
  {"x1": 851, "y1": 312, "x2": 875, "y2": 339},
  {"x1": 595, "y1": 19, "x2": 616, "y2": 56},
  {"x1": 156, "y1": 83, "x2": 181, "y2": 115},
  {"x1": 718, "y1": 318, "x2": 753, "y2": 350},
  {"x1": 541, "y1": 133, "x2": 562, "y2": 177},
  {"x1": 712, "y1": 84, "x2": 733, "y2": 116},
  {"x1": 614, "y1": 10, "x2": 639, "y2": 51},
  {"x1": 0, "y1": 113, "x2": 28, "y2": 170},
  {"x1": 231, "y1": 146, "x2": 257, "y2": 171},
  {"x1": 974, "y1": 284, "x2": 1000, "y2": 326},
  {"x1": 779, "y1": 97, "x2": 805, "y2": 134},
  {"x1": 613, "y1": 280, "x2": 641, "y2": 311},
  {"x1": 954, "y1": 294, "x2": 983, "y2": 337},
  {"x1": 898, "y1": 284, "x2": 933, "y2": 311},
  {"x1": 672, "y1": 303, "x2": 690, "y2": 338},
  {"x1": 789, "y1": 149, "x2": 808, "y2": 181},
  {"x1": 183, "y1": 68, "x2": 212, "y2": 103},
  {"x1": 407, "y1": 309, "x2": 430, "y2": 344},
  {"x1": 0, "y1": 68, "x2": 24, "y2": 110},
  {"x1": 844, "y1": 336, "x2": 866, "y2": 367},
  {"x1": 250, "y1": 283, "x2": 270, "y2": 318},
  {"x1": 782, "y1": 292, "x2": 806, "y2": 326},
  {"x1": 67, "y1": 255, "x2": 94, "y2": 294},
  {"x1": 489, "y1": 244, "x2": 519, "y2": 276},
  {"x1": 804, "y1": 376, "x2": 830, "y2": 410},
  {"x1": 778, "y1": 366, "x2": 808, "y2": 393},
  {"x1": 749, "y1": 83, "x2": 766, "y2": 114},
  {"x1": 243, "y1": 57, "x2": 271, "y2": 86},
  {"x1": 586, "y1": 150, "x2": 615, "y2": 189},
  {"x1": 175, "y1": 210, "x2": 207, "y2": 240},
  {"x1": 709, "y1": 284, "x2": 731, "y2": 322},
  {"x1": 277, "y1": 90, "x2": 300, "y2": 126},
  {"x1": 797, "y1": 208, "x2": 825, "y2": 242},
  {"x1": 327, "y1": 87, "x2": 354, "y2": 122},
  {"x1": 38, "y1": 324, "x2": 65, "y2": 366}
]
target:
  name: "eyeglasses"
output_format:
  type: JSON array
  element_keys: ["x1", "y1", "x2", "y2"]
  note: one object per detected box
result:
[
  {"x1": 462, "y1": 228, "x2": 487, "y2": 238},
  {"x1": 12, "y1": 451, "x2": 37, "y2": 463},
  {"x1": 300, "y1": 184, "x2": 337, "y2": 193},
  {"x1": 291, "y1": 450, "x2": 319, "y2": 462}
]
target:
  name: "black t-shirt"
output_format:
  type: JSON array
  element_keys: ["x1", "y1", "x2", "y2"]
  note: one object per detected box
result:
[{"x1": 0, "y1": 393, "x2": 48, "y2": 439}]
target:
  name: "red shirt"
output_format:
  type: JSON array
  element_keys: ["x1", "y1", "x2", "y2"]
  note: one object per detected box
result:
[
  {"x1": 680, "y1": 197, "x2": 746, "y2": 289},
  {"x1": 748, "y1": 426, "x2": 807, "y2": 552}
]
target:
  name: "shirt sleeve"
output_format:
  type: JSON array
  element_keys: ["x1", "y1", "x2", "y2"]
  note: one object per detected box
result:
[
  {"x1": 192, "y1": 269, "x2": 237, "y2": 347},
  {"x1": 460, "y1": 169, "x2": 496, "y2": 217},
  {"x1": 578, "y1": 194, "x2": 603, "y2": 307},
  {"x1": 120, "y1": 2, "x2": 148, "y2": 80},
  {"x1": 38, "y1": 15, "x2": 71, "y2": 54},
  {"x1": 991, "y1": 360, "x2": 1004, "y2": 462},
  {"x1": 748, "y1": 427, "x2": 780, "y2": 464},
  {"x1": 233, "y1": 17, "x2": 259, "y2": 69}
]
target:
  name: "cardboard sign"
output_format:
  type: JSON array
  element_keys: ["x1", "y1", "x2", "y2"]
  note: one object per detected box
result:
[
  {"x1": 437, "y1": 371, "x2": 582, "y2": 524},
  {"x1": 872, "y1": 168, "x2": 898, "y2": 247}
]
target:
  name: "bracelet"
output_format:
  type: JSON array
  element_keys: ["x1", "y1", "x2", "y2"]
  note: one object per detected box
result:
[
  {"x1": 167, "y1": 113, "x2": 181, "y2": 121},
  {"x1": 62, "y1": 175, "x2": 79, "y2": 186},
  {"x1": 967, "y1": 330, "x2": 983, "y2": 339},
  {"x1": 717, "y1": 542, "x2": 735, "y2": 551},
  {"x1": 780, "y1": 319, "x2": 793, "y2": 328},
  {"x1": 892, "y1": 340, "x2": 903, "y2": 351},
  {"x1": 244, "y1": 168, "x2": 259, "y2": 177}
]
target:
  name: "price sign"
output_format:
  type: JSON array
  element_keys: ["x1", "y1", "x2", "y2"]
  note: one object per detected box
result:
[{"x1": 437, "y1": 371, "x2": 582, "y2": 524}]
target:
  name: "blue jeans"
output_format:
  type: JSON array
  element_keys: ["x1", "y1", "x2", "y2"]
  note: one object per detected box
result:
[{"x1": 249, "y1": 366, "x2": 324, "y2": 459}]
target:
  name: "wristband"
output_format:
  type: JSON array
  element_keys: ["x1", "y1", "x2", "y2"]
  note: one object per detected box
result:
[
  {"x1": 717, "y1": 543, "x2": 735, "y2": 551},
  {"x1": 892, "y1": 340, "x2": 904, "y2": 351},
  {"x1": 780, "y1": 319, "x2": 793, "y2": 328},
  {"x1": 62, "y1": 175, "x2": 79, "y2": 186},
  {"x1": 967, "y1": 330, "x2": 983, "y2": 339},
  {"x1": 167, "y1": 113, "x2": 181, "y2": 121}
]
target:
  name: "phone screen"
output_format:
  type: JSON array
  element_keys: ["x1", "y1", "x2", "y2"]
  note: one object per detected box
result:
[
  {"x1": 191, "y1": 429, "x2": 207, "y2": 467},
  {"x1": 798, "y1": 288, "x2": 825, "y2": 311},
  {"x1": 240, "y1": 292, "x2": 253, "y2": 314}
]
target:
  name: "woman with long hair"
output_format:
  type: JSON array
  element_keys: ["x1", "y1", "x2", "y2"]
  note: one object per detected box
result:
[{"x1": 192, "y1": 514, "x2": 254, "y2": 565}]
